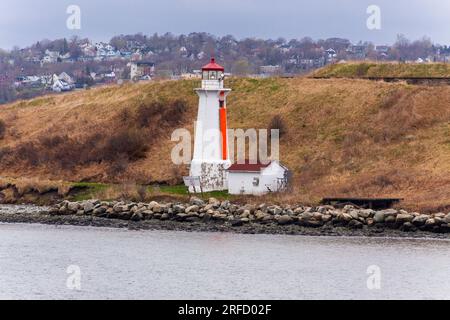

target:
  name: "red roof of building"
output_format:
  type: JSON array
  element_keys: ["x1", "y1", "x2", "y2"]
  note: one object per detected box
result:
[
  {"x1": 227, "y1": 161, "x2": 271, "y2": 173},
  {"x1": 202, "y1": 58, "x2": 224, "y2": 71}
]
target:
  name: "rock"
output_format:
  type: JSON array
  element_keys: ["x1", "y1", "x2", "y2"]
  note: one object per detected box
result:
[
  {"x1": 240, "y1": 210, "x2": 251, "y2": 218},
  {"x1": 268, "y1": 206, "x2": 283, "y2": 215},
  {"x1": 444, "y1": 213, "x2": 450, "y2": 224},
  {"x1": 312, "y1": 212, "x2": 323, "y2": 221},
  {"x1": 412, "y1": 215, "x2": 429, "y2": 226},
  {"x1": 175, "y1": 213, "x2": 188, "y2": 221},
  {"x1": 385, "y1": 216, "x2": 396, "y2": 223},
  {"x1": 190, "y1": 197, "x2": 204, "y2": 206},
  {"x1": 396, "y1": 213, "x2": 414, "y2": 224},
  {"x1": 425, "y1": 218, "x2": 436, "y2": 227},
  {"x1": 337, "y1": 213, "x2": 353, "y2": 222},
  {"x1": 276, "y1": 215, "x2": 293, "y2": 225},
  {"x1": 322, "y1": 214, "x2": 332, "y2": 222},
  {"x1": 366, "y1": 218, "x2": 375, "y2": 227},
  {"x1": 212, "y1": 213, "x2": 227, "y2": 221},
  {"x1": 381, "y1": 209, "x2": 398, "y2": 217},
  {"x1": 152, "y1": 204, "x2": 165, "y2": 213},
  {"x1": 220, "y1": 200, "x2": 230, "y2": 209},
  {"x1": 358, "y1": 209, "x2": 374, "y2": 219},
  {"x1": 373, "y1": 212, "x2": 385, "y2": 223},
  {"x1": 92, "y1": 207, "x2": 106, "y2": 216},
  {"x1": 348, "y1": 220, "x2": 363, "y2": 229},
  {"x1": 83, "y1": 202, "x2": 94, "y2": 213},
  {"x1": 208, "y1": 198, "x2": 220, "y2": 206},
  {"x1": 148, "y1": 201, "x2": 159, "y2": 210},
  {"x1": 131, "y1": 212, "x2": 143, "y2": 221},
  {"x1": 261, "y1": 215, "x2": 274, "y2": 223},
  {"x1": 160, "y1": 213, "x2": 170, "y2": 221},
  {"x1": 401, "y1": 222, "x2": 415, "y2": 232},
  {"x1": 349, "y1": 210, "x2": 359, "y2": 220},
  {"x1": 299, "y1": 212, "x2": 314, "y2": 221},
  {"x1": 185, "y1": 205, "x2": 200, "y2": 214},
  {"x1": 67, "y1": 202, "x2": 79, "y2": 212},
  {"x1": 173, "y1": 204, "x2": 185, "y2": 213},
  {"x1": 231, "y1": 219, "x2": 244, "y2": 227},
  {"x1": 343, "y1": 205, "x2": 356, "y2": 212}
]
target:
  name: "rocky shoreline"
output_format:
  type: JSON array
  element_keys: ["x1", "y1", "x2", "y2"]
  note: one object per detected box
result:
[{"x1": 1, "y1": 198, "x2": 450, "y2": 239}]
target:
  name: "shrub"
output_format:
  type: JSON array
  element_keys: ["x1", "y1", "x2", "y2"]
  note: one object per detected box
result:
[
  {"x1": 102, "y1": 128, "x2": 149, "y2": 161},
  {"x1": 268, "y1": 115, "x2": 287, "y2": 137},
  {"x1": 136, "y1": 99, "x2": 187, "y2": 128}
]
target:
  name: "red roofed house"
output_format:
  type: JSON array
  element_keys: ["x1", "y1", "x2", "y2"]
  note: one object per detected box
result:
[{"x1": 227, "y1": 160, "x2": 289, "y2": 195}]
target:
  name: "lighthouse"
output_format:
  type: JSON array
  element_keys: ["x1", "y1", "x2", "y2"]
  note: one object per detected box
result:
[{"x1": 190, "y1": 58, "x2": 231, "y2": 192}]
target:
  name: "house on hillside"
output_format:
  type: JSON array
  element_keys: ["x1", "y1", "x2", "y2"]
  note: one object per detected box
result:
[
  {"x1": 130, "y1": 61, "x2": 155, "y2": 81},
  {"x1": 58, "y1": 72, "x2": 74, "y2": 85},
  {"x1": 260, "y1": 65, "x2": 281, "y2": 75},
  {"x1": 227, "y1": 161, "x2": 290, "y2": 195},
  {"x1": 52, "y1": 74, "x2": 74, "y2": 92}
]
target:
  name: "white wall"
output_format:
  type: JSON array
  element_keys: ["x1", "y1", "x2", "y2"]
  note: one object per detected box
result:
[{"x1": 228, "y1": 162, "x2": 287, "y2": 195}]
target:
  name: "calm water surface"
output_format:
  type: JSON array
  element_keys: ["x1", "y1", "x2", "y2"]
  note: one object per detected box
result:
[{"x1": 1, "y1": 222, "x2": 450, "y2": 300}]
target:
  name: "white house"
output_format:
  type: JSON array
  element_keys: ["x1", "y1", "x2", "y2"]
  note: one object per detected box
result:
[
  {"x1": 227, "y1": 161, "x2": 290, "y2": 195},
  {"x1": 52, "y1": 74, "x2": 73, "y2": 92}
]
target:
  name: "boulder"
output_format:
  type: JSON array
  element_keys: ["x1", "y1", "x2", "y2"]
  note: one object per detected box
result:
[
  {"x1": 173, "y1": 204, "x2": 185, "y2": 213},
  {"x1": 425, "y1": 218, "x2": 436, "y2": 227},
  {"x1": 131, "y1": 212, "x2": 143, "y2": 222},
  {"x1": 401, "y1": 222, "x2": 415, "y2": 232},
  {"x1": 268, "y1": 206, "x2": 283, "y2": 215},
  {"x1": 349, "y1": 210, "x2": 359, "y2": 220},
  {"x1": 337, "y1": 213, "x2": 353, "y2": 222},
  {"x1": 208, "y1": 197, "x2": 220, "y2": 205},
  {"x1": 412, "y1": 215, "x2": 429, "y2": 226},
  {"x1": 185, "y1": 205, "x2": 200, "y2": 214},
  {"x1": 358, "y1": 209, "x2": 374, "y2": 219},
  {"x1": 348, "y1": 220, "x2": 363, "y2": 229},
  {"x1": 373, "y1": 212, "x2": 385, "y2": 223},
  {"x1": 381, "y1": 209, "x2": 398, "y2": 217},
  {"x1": 67, "y1": 202, "x2": 80, "y2": 212},
  {"x1": 276, "y1": 215, "x2": 293, "y2": 225},
  {"x1": 444, "y1": 213, "x2": 450, "y2": 224},
  {"x1": 160, "y1": 213, "x2": 170, "y2": 221},
  {"x1": 299, "y1": 212, "x2": 314, "y2": 221},
  {"x1": 83, "y1": 202, "x2": 94, "y2": 213},
  {"x1": 190, "y1": 196, "x2": 205, "y2": 206},
  {"x1": 396, "y1": 214, "x2": 414, "y2": 224},
  {"x1": 312, "y1": 212, "x2": 323, "y2": 221}
]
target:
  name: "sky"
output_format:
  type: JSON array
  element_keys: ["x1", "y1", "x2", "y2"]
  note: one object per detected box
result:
[{"x1": 1, "y1": 0, "x2": 450, "y2": 49}]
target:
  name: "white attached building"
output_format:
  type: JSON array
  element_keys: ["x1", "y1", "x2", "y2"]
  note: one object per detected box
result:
[{"x1": 227, "y1": 161, "x2": 290, "y2": 195}]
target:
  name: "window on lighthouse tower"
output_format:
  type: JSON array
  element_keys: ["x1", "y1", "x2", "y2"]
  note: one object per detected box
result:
[{"x1": 202, "y1": 70, "x2": 224, "y2": 80}]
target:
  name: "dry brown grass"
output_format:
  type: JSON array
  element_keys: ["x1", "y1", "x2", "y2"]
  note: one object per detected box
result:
[{"x1": 1, "y1": 77, "x2": 450, "y2": 211}]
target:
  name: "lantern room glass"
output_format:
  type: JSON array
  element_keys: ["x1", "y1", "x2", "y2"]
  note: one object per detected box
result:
[{"x1": 202, "y1": 70, "x2": 224, "y2": 80}]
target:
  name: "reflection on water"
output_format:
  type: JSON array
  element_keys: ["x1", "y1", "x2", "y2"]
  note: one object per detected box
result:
[{"x1": 0, "y1": 223, "x2": 449, "y2": 300}]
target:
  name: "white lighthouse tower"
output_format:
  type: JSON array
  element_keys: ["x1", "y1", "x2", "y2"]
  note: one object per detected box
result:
[{"x1": 190, "y1": 58, "x2": 231, "y2": 192}]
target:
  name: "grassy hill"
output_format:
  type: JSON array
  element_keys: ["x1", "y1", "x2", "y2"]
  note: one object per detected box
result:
[
  {"x1": 311, "y1": 62, "x2": 450, "y2": 78},
  {"x1": 1, "y1": 77, "x2": 450, "y2": 212}
]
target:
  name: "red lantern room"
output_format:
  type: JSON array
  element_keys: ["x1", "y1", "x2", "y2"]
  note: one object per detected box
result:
[{"x1": 202, "y1": 58, "x2": 225, "y2": 81}]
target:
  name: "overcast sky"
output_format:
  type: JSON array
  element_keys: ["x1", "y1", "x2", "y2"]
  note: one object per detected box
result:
[{"x1": 1, "y1": 0, "x2": 449, "y2": 49}]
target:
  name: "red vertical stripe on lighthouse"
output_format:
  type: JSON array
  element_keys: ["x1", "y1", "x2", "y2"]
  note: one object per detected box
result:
[{"x1": 219, "y1": 107, "x2": 228, "y2": 160}]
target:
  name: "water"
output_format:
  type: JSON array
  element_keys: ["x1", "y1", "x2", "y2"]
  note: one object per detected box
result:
[{"x1": 1, "y1": 222, "x2": 450, "y2": 300}]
